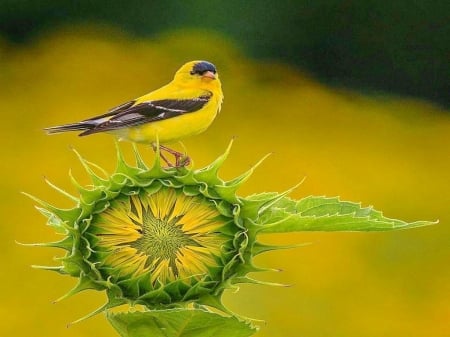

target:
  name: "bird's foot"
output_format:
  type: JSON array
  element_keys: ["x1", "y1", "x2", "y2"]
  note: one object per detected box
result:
[{"x1": 176, "y1": 154, "x2": 191, "y2": 167}]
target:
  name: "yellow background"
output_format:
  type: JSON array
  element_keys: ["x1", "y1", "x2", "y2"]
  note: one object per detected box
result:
[{"x1": 1, "y1": 28, "x2": 449, "y2": 336}]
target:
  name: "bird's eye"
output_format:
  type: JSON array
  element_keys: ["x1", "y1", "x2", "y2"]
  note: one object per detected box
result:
[{"x1": 190, "y1": 69, "x2": 216, "y2": 76}]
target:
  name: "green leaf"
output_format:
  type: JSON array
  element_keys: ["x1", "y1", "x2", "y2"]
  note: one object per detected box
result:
[
  {"x1": 107, "y1": 309, "x2": 257, "y2": 337},
  {"x1": 256, "y1": 195, "x2": 437, "y2": 233}
]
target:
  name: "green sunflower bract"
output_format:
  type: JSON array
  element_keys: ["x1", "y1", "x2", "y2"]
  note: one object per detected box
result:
[{"x1": 26, "y1": 140, "x2": 435, "y2": 336}]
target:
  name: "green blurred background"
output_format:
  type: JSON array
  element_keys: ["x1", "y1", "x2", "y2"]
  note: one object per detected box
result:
[
  {"x1": 1, "y1": 0, "x2": 449, "y2": 107},
  {"x1": 1, "y1": 2, "x2": 449, "y2": 337}
]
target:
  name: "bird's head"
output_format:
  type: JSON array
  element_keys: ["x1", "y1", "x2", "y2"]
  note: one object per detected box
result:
[{"x1": 173, "y1": 61, "x2": 221, "y2": 91}]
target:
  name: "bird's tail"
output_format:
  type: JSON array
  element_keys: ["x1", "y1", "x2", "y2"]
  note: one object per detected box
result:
[{"x1": 44, "y1": 121, "x2": 94, "y2": 135}]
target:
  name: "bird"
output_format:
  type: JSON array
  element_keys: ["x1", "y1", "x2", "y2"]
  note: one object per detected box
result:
[{"x1": 45, "y1": 60, "x2": 223, "y2": 167}]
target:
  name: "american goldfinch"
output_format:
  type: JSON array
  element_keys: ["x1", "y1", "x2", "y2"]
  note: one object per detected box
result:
[{"x1": 45, "y1": 60, "x2": 223, "y2": 166}]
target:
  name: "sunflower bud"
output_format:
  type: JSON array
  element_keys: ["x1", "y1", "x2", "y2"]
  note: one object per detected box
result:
[
  {"x1": 26, "y1": 141, "x2": 434, "y2": 335},
  {"x1": 27, "y1": 141, "x2": 268, "y2": 320}
]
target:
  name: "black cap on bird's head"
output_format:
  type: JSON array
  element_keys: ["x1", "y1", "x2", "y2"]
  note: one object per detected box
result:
[
  {"x1": 190, "y1": 61, "x2": 217, "y2": 79},
  {"x1": 174, "y1": 60, "x2": 220, "y2": 85},
  {"x1": 190, "y1": 61, "x2": 216, "y2": 75}
]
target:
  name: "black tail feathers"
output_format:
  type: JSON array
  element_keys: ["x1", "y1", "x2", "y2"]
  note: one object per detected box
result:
[{"x1": 44, "y1": 122, "x2": 93, "y2": 135}]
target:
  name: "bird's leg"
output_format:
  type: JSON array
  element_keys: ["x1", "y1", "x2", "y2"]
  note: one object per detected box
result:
[
  {"x1": 151, "y1": 144, "x2": 174, "y2": 167},
  {"x1": 159, "y1": 145, "x2": 191, "y2": 167},
  {"x1": 151, "y1": 144, "x2": 190, "y2": 167}
]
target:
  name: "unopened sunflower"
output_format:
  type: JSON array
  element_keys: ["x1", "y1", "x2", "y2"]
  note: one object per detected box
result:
[{"x1": 25, "y1": 141, "x2": 435, "y2": 337}]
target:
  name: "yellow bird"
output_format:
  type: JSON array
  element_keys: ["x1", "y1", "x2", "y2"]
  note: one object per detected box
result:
[{"x1": 45, "y1": 60, "x2": 223, "y2": 167}]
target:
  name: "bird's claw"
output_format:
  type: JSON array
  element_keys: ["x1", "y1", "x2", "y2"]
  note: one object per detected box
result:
[{"x1": 175, "y1": 154, "x2": 191, "y2": 167}]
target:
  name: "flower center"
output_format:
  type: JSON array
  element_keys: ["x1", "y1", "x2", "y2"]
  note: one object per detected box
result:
[{"x1": 130, "y1": 208, "x2": 199, "y2": 275}]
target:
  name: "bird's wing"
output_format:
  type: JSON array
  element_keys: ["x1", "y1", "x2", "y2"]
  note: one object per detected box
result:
[
  {"x1": 79, "y1": 93, "x2": 212, "y2": 136},
  {"x1": 81, "y1": 100, "x2": 137, "y2": 122}
]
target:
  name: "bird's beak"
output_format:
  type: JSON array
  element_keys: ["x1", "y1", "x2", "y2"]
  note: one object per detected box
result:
[{"x1": 202, "y1": 71, "x2": 216, "y2": 80}]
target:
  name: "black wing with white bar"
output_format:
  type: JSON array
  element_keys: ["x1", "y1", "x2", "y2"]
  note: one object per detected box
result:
[{"x1": 79, "y1": 93, "x2": 212, "y2": 136}]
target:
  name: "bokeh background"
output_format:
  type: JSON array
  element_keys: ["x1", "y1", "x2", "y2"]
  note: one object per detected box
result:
[{"x1": 1, "y1": 2, "x2": 449, "y2": 337}]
